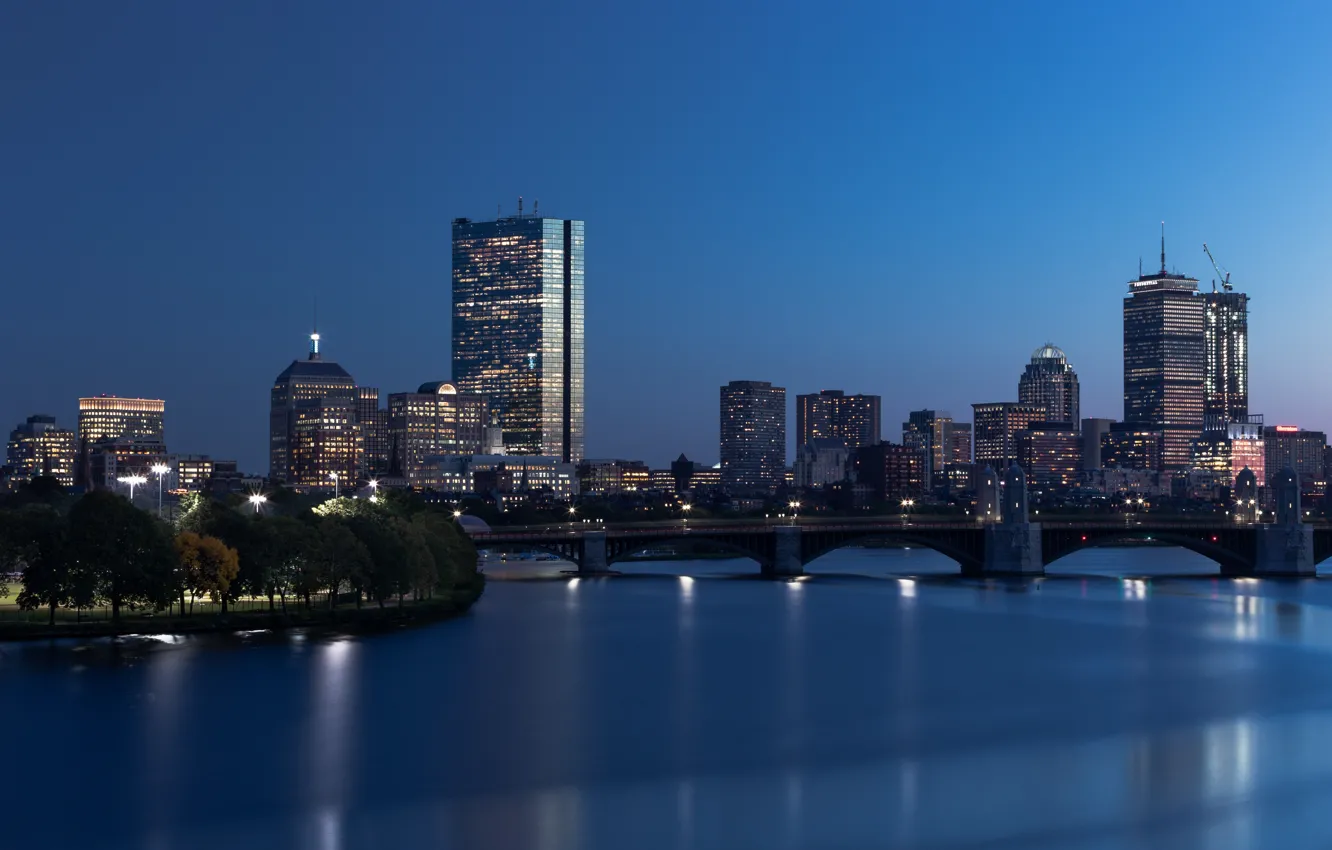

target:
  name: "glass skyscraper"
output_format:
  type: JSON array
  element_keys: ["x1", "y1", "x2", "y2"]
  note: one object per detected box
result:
[
  {"x1": 1203, "y1": 290, "x2": 1249, "y2": 426},
  {"x1": 1123, "y1": 255, "x2": 1204, "y2": 470},
  {"x1": 1017, "y1": 344, "x2": 1080, "y2": 425},
  {"x1": 452, "y1": 213, "x2": 585, "y2": 463}
]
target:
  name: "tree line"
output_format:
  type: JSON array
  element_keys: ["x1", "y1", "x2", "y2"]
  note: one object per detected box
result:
[{"x1": 0, "y1": 479, "x2": 480, "y2": 625}]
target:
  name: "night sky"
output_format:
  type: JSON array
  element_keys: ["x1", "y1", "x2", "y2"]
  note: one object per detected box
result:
[{"x1": 5, "y1": 1, "x2": 1332, "y2": 472}]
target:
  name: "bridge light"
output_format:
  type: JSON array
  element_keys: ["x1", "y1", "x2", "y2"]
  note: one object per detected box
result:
[
  {"x1": 1081, "y1": 535, "x2": 1086, "y2": 541},
  {"x1": 1212, "y1": 536, "x2": 1218, "y2": 542}
]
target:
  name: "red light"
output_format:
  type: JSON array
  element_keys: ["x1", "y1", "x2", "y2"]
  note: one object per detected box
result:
[
  {"x1": 1081, "y1": 535, "x2": 1087, "y2": 541},
  {"x1": 1212, "y1": 536, "x2": 1218, "y2": 542}
]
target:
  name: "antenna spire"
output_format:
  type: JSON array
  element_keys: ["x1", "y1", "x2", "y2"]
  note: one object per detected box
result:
[
  {"x1": 1160, "y1": 221, "x2": 1166, "y2": 273},
  {"x1": 309, "y1": 298, "x2": 321, "y2": 360}
]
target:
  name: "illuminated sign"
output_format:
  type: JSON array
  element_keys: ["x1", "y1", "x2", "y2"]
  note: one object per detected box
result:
[{"x1": 1275, "y1": 425, "x2": 1299, "y2": 433}]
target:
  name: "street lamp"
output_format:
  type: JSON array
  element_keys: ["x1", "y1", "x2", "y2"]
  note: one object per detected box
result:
[
  {"x1": 900, "y1": 498, "x2": 914, "y2": 523},
  {"x1": 118, "y1": 474, "x2": 147, "y2": 502},
  {"x1": 248, "y1": 493, "x2": 268, "y2": 514},
  {"x1": 568, "y1": 506, "x2": 577, "y2": 524},
  {"x1": 452, "y1": 509, "x2": 463, "y2": 519},
  {"x1": 788, "y1": 500, "x2": 800, "y2": 524},
  {"x1": 150, "y1": 463, "x2": 170, "y2": 516},
  {"x1": 329, "y1": 471, "x2": 340, "y2": 499}
]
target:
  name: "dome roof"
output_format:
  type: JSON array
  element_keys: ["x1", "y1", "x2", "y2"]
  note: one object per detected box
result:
[{"x1": 1031, "y1": 343, "x2": 1067, "y2": 363}]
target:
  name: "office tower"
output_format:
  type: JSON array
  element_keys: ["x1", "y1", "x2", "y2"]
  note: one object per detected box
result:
[
  {"x1": 357, "y1": 387, "x2": 389, "y2": 477},
  {"x1": 1191, "y1": 419, "x2": 1264, "y2": 490},
  {"x1": 971, "y1": 403, "x2": 1045, "y2": 470},
  {"x1": 1018, "y1": 344, "x2": 1079, "y2": 424},
  {"x1": 1263, "y1": 425, "x2": 1327, "y2": 494},
  {"x1": 793, "y1": 439, "x2": 851, "y2": 488},
  {"x1": 796, "y1": 390, "x2": 881, "y2": 448},
  {"x1": 1102, "y1": 425, "x2": 1165, "y2": 471},
  {"x1": 289, "y1": 398, "x2": 360, "y2": 490},
  {"x1": 1015, "y1": 422, "x2": 1081, "y2": 488},
  {"x1": 854, "y1": 442, "x2": 925, "y2": 502},
  {"x1": 387, "y1": 382, "x2": 487, "y2": 485},
  {"x1": 1123, "y1": 233, "x2": 1204, "y2": 469},
  {"x1": 1203, "y1": 290, "x2": 1249, "y2": 426},
  {"x1": 6, "y1": 415, "x2": 77, "y2": 487},
  {"x1": 1081, "y1": 418, "x2": 1115, "y2": 470},
  {"x1": 452, "y1": 209, "x2": 584, "y2": 462},
  {"x1": 720, "y1": 380, "x2": 786, "y2": 493},
  {"x1": 78, "y1": 396, "x2": 165, "y2": 445},
  {"x1": 902, "y1": 409, "x2": 955, "y2": 488},
  {"x1": 270, "y1": 332, "x2": 359, "y2": 488},
  {"x1": 948, "y1": 422, "x2": 972, "y2": 463}
]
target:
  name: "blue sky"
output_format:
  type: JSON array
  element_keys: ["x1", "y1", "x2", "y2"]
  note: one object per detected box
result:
[{"x1": 3, "y1": 1, "x2": 1331, "y2": 470}]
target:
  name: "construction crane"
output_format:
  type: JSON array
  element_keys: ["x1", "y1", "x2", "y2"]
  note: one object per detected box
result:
[{"x1": 1203, "y1": 243, "x2": 1233, "y2": 292}]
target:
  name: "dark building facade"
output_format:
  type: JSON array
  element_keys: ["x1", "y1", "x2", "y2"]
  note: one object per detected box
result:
[
  {"x1": 357, "y1": 386, "x2": 389, "y2": 477},
  {"x1": 1081, "y1": 417, "x2": 1115, "y2": 470},
  {"x1": 269, "y1": 333, "x2": 359, "y2": 488},
  {"x1": 452, "y1": 212, "x2": 585, "y2": 462},
  {"x1": 1101, "y1": 424, "x2": 1165, "y2": 471},
  {"x1": 902, "y1": 409, "x2": 954, "y2": 489},
  {"x1": 972, "y1": 402, "x2": 1045, "y2": 471},
  {"x1": 720, "y1": 380, "x2": 786, "y2": 493},
  {"x1": 387, "y1": 382, "x2": 487, "y2": 486},
  {"x1": 795, "y1": 390, "x2": 881, "y2": 449},
  {"x1": 949, "y1": 422, "x2": 972, "y2": 464},
  {"x1": 1123, "y1": 245, "x2": 1204, "y2": 470},
  {"x1": 1264, "y1": 425, "x2": 1326, "y2": 495},
  {"x1": 1018, "y1": 344, "x2": 1080, "y2": 425},
  {"x1": 854, "y1": 441, "x2": 925, "y2": 502},
  {"x1": 1016, "y1": 422, "x2": 1082, "y2": 489},
  {"x1": 6, "y1": 415, "x2": 77, "y2": 488},
  {"x1": 1203, "y1": 290, "x2": 1249, "y2": 426}
]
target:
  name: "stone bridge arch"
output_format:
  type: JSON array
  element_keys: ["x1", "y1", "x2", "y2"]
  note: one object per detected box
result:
[
  {"x1": 605, "y1": 532, "x2": 774, "y2": 568},
  {"x1": 1042, "y1": 527, "x2": 1254, "y2": 575},
  {"x1": 799, "y1": 527, "x2": 986, "y2": 573}
]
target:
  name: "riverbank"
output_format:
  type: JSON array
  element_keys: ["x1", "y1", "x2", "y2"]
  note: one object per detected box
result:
[{"x1": 0, "y1": 577, "x2": 485, "y2": 642}]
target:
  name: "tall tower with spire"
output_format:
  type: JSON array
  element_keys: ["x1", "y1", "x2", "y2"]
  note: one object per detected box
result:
[
  {"x1": 1123, "y1": 224, "x2": 1205, "y2": 470},
  {"x1": 269, "y1": 329, "x2": 359, "y2": 488}
]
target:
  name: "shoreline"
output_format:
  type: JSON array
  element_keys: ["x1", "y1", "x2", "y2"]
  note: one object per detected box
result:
[{"x1": 0, "y1": 580, "x2": 485, "y2": 643}]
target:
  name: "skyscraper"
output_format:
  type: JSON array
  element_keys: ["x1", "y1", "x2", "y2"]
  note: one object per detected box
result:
[
  {"x1": 357, "y1": 386, "x2": 389, "y2": 476},
  {"x1": 1123, "y1": 233, "x2": 1204, "y2": 469},
  {"x1": 78, "y1": 396, "x2": 165, "y2": 445},
  {"x1": 270, "y1": 332, "x2": 359, "y2": 488},
  {"x1": 795, "y1": 390, "x2": 881, "y2": 448},
  {"x1": 452, "y1": 209, "x2": 585, "y2": 463},
  {"x1": 902, "y1": 409, "x2": 954, "y2": 488},
  {"x1": 1203, "y1": 290, "x2": 1248, "y2": 426},
  {"x1": 1018, "y1": 344, "x2": 1079, "y2": 424},
  {"x1": 720, "y1": 380, "x2": 786, "y2": 493}
]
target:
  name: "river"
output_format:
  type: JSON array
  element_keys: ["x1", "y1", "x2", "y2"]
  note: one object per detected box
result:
[{"x1": 6, "y1": 546, "x2": 1332, "y2": 849}]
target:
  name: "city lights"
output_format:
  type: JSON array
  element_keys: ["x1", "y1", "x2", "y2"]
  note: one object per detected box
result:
[
  {"x1": 118, "y1": 474, "x2": 147, "y2": 501},
  {"x1": 248, "y1": 493, "x2": 268, "y2": 514}
]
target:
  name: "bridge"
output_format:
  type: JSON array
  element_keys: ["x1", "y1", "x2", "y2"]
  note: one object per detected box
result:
[{"x1": 466, "y1": 466, "x2": 1327, "y2": 578}]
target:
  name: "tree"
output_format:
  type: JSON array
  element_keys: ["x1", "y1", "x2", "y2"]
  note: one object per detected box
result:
[
  {"x1": 3, "y1": 506, "x2": 75, "y2": 625},
  {"x1": 307, "y1": 520, "x2": 371, "y2": 609},
  {"x1": 395, "y1": 517, "x2": 436, "y2": 603},
  {"x1": 69, "y1": 490, "x2": 175, "y2": 621},
  {"x1": 175, "y1": 531, "x2": 241, "y2": 614},
  {"x1": 260, "y1": 515, "x2": 311, "y2": 611}
]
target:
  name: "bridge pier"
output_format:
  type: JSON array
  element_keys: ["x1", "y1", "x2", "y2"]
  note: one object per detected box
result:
[
  {"x1": 982, "y1": 523, "x2": 1043, "y2": 575},
  {"x1": 579, "y1": 530, "x2": 611, "y2": 575},
  {"x1": 763, "y1": 526, "x2": 803, "y2": 578},
  {"x1": 1254, "y1": 524, "x2": 1315, "y2": 576}
]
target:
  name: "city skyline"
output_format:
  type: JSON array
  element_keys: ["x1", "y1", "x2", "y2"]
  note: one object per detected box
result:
[{"x1": 5, "y1": 3, "x2": 1332, "y2": 471}]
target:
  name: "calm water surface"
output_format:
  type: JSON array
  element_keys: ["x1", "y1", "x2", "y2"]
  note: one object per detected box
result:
[{"x1": 7, "y1": 547, "x2": 1332, "y2": 849}]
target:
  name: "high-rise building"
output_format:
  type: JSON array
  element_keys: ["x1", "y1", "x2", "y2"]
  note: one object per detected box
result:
[
  {"x1": 1191, "y1": 419, "x2": 1264, "y2": 491},
  {"x1": 270, "y1": 332, "x2": 359, "y2": 488},
  {"x1": 971, "y1": 403, "x2": 1045, "y2": 470},
  {"x1": 78, "y1": 396, "x2": 165, "y2": 445},
  {"x1": 1263, "y1": 425, "x2": 1326, "y2": 495},
  {"x1": 1123, "y1": 235, "x2": 1204, "y2": 469},
  {"x1": 948, "y1": 423, "x2": 972, "y2": 464},
  {"x1": 1018, "y1": 344, "x2": 1079, "y2": 425},
  {"x1": 902, "y1": 409, "x2": 955, "y2": 488},
  {"x1": 1203, "y1": 290, "x2": 1249, "y2": 426},
  {"x1": 452, "y1": 211, "x2": 585, "y2": 462},
  {"x1": 1102, "y1": 424, "x2": 1165, "y2": 471},
  {"x1": 387, "y1": 382, "x2": 487, "y2": 486},
  {"x1": 1081, "y1": 418, "x2": 1115, "y2": 470},
  {"x1": 1015, "y1": 422, "x2": 1081, "y2": 488},
  {"x1": 6, "y1": 415, "x2": 77, "y2": 488},
  {"x1": 357, "y1": 386, "x2": 389, "y2": 477},
  {"x1": 720, "y1": 380, "x2": 786, "y2": 493},
  {"x1": 795, "y1": 390, "x2": 881, "y2": 449}
]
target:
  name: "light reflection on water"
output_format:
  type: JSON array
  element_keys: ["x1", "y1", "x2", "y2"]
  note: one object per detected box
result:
[{"x1": 9, "y1": 546, "x2": 1332, "y2": 849}]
